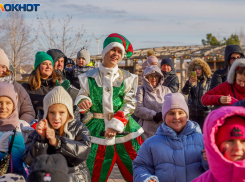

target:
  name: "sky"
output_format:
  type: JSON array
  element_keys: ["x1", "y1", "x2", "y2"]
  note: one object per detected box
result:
[{"x1": 1, "y1": 0, "x2": 245, "y2": 56}]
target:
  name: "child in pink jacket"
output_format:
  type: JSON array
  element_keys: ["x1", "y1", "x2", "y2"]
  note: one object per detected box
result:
[{"x1": 192, "y1": 106, "x2": 245, "y2": 182}]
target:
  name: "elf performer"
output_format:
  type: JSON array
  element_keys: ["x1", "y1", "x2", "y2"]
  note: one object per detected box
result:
[{"x1": 75, "y1": 33, "x2": 144, "y2": 182}]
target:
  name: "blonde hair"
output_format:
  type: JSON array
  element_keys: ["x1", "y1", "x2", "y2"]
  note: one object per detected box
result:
[{"x1": 28, "y1": 66, "x2": 61, "y2": 90}]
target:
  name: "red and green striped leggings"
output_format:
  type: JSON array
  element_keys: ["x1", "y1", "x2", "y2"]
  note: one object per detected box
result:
[{"x1": 87, "y1": 136, "x2": 144, "y2": 182}]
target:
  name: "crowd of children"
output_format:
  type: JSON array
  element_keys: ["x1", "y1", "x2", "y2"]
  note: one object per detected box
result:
[{"x1": 1, "y1": 33, "x2": 245, "y2": 182}]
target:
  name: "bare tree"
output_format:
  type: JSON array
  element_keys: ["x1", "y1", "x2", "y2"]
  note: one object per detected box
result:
[
  {"x1": 0, "y1": 12, "x2": 37, "y2": 78},
  {"x1": 36, "y1": 13, "x2": 93, "y2": 58}
]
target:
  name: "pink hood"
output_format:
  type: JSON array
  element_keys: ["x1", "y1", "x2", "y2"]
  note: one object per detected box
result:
[{"x1": 194, "y1": 106, "x2": 245, "y2": 182}]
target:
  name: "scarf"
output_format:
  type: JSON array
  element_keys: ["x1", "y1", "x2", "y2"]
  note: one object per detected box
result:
[
  {"x1": 0, "y1": 82, "x2": 19, "y2": 131},
  {"x1": 234, "y1": 82, "x2": 245, "y2": 94},
  {"x1": 0, "y1": 74, "x2": 13, "y2": 84}
]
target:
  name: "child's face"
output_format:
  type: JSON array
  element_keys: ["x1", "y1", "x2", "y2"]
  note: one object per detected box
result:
[
  {"x1": 150, "y1": 62, "x2": 158, "y2": 66},
  {"x1": 77, "y1": 57, "x2": 86, "y2": 67},
  {"x1": 165, "y1": 109, "x2": 187, "y2": 133},
  {"x1": 47, "y1": 103, "x2": 69, "y2": 130},
  {"x1": 0, "y1": 96, "x2": 14, "y2": 119},
  {"x1": 219, "y1": 139, "x2": 245, "y2": 161},
  {"x1": 66, "y1": 64, "x2": 73, "y2": 68}
]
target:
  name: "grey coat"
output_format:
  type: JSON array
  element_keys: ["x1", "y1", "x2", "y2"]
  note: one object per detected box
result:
[{"x1": 134, "y1": 65, "x2": 171, "y2": 139}]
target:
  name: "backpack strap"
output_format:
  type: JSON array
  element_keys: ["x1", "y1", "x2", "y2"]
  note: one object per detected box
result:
[
  {"x1": 231, "y1": 84, "x2": 237, "y2": 99},
  {"x1": 8, "y1": 128, "x2": 16, "y2": 155}
]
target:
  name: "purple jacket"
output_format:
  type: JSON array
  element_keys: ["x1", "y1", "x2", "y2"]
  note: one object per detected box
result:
[
  {"x1": 192, "y1": 106, "x2": 245, "y2": 182},
  {"x1": 134, "y1": 65, "x2": 171, "y2": 139}
]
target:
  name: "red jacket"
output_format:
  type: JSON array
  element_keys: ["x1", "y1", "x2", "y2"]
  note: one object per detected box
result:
[{"x1": 201, "y1": 81, "x2": 245, "y2": 106}]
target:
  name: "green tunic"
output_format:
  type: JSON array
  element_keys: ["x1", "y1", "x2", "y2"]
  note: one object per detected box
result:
[{"x1": 86, "y1": 77, "x2": 142, "y2": 140}]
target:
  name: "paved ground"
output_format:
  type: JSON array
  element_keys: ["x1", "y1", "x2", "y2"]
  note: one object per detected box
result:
[{"x1": 108, "y1": 164, "x2": 126, "y2": 182}]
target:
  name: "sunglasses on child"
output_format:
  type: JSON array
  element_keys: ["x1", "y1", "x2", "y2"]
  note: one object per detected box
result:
[{"x1": 230, "y1": 56, "x2": 241, "y2": 61}]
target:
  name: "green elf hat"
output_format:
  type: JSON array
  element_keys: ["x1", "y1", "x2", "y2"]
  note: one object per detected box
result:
[
  {"x1": 101, "y1": 33, "x2": 133, "y2": 61},
  {"x1": 34, "y1": 51, "x2": 54, "y2": 70}
]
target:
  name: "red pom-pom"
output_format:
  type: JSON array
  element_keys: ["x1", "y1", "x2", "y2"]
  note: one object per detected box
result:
[{"x1": 114, "y1": 111, "x2": 128, "y2": 126}]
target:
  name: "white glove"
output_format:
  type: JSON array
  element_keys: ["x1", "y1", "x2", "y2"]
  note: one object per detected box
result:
[
  {"x1": 20, "y1": 123, "x2": 34, "y2": 143},
  {"x1": 0, "y1": 131, "x2": 14, "y2": 153}
]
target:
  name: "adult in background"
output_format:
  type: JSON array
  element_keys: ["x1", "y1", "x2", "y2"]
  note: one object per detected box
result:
[
  {"x1": 202, "y1": 58, "x2": 245, "y2": 107},
  {"x1": 161, "y1": 58, "x2": 179, "y2": 93},
  {"x1": 47, "y1": 49, "x2": 79, "y2": 91},
  {"x1": 182, "y1": 58, "x2": 212, "y2": 130},
  {"x1": 46, "y1": 49, "x2": 67, "y2": 78},
  {"x1": 22, "y1": 51, "x2": 62, "y2": 118},
  {"x1": 210, "y1": 45, "x2": 244, "y2": 90},
  {"x1": 0, "y1": 49, "x2": 35, "y2": 123},
  {"x1": 134, "y1": 65, "x2": 171, "y2": 139}
]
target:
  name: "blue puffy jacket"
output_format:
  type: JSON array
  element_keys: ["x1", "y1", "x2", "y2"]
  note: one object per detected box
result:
[
  {"x1": 0, "y1": 128, "x2": 26, "y2": 178},
  {"x1": 133, "y1": 120, "x2": 208, "y2": 182}
]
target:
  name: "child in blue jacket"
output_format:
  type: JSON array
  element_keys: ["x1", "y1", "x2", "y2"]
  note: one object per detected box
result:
[
  {"x1": 133, "y1": 93, "x2": 208, "y2": 182},
  {"x1": 0, "y1": 82, "x2": 28, "y2": 177}
]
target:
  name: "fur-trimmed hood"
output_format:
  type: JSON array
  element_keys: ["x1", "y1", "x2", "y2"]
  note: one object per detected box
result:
[
  {"x1": 187, "y1": 58, "x2": 211, "y2": 78},
  {"x1": 187, "y1": 58, "x2": 211, "y2": 87},
  {"x1": 227, "y1": 58, "x2": 245, "y2": 84},
  {"x1": 201, "y1": 106, "x2": 245, "y2": 182}
]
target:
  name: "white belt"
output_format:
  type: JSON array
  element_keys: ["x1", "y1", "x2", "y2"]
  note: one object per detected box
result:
[{"x1": 93, "y1": 113, "x2": 114, "y2": 121}]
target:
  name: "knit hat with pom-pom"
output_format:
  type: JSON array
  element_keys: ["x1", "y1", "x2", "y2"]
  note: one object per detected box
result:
[
  {"x1": 147, "y1": 50, "x2": 155, "y2": 57},
  {"x1": 101, "y1": 33, "x2": 133, "y2": 61}
]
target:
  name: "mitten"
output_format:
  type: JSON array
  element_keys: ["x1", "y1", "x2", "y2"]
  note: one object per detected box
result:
[
  {"x1": 56, "y1": 79, "x2": 71, "y2": 91},
  {"x1": 0, "y1": 131, "x2": 14, "y2": 153},
  {"x1": 153, "y1": 112, "x2": 163, "y2": 124}
]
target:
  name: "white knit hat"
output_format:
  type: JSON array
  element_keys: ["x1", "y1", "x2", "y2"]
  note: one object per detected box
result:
[
  {"x1": 43, "y1": 86, "x2": 74, "y2": 138},
  {"x1": 0, "y1": 49, "x2": 10, "y2": 69}
]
